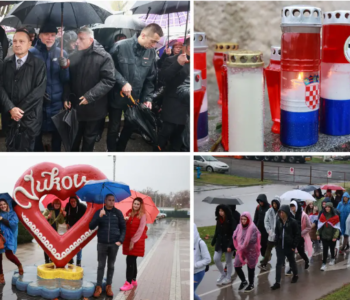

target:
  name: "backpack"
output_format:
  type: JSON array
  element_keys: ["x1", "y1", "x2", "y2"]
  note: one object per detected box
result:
[{"x1": 198, "y1": 239, "x2": 210, "y2": 272}]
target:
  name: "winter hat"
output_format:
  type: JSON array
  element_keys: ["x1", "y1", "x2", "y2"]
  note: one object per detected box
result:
[{"x1": 40, "y1": 23, "x2": 58, "y2": 34}]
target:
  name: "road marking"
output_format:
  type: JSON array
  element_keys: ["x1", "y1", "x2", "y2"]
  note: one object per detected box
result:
[
  {"x1": 114, "y1": 223, "x2": 170, "y2": 300},
  {"x1": 170, "y1": 221, "x2": 181, "y2": 300}
]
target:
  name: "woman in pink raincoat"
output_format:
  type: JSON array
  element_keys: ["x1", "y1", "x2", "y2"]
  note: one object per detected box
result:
[
  {"x1": 301, "y1": 207, "x2": 313, "y2": 258},
  {"x1": 232, "y1": 212, "x2": 261, "y2": 293}
]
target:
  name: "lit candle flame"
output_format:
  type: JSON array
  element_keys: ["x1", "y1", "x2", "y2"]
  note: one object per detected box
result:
[{"x1": 298, "y1": 72, "x2": 303, "y2": 80}]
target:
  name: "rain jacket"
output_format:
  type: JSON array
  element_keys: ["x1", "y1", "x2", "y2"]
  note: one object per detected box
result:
[
  {"x1": 313, "y1": 188, "x2": 325, "y2": 212},
  {"x1": 345, "y1": 214, "x2": 350, "y2": 237},
  {"x1": 228, "y1": 205, "x2": 241, "y2": 232},
  {"x1": 0, "y1": 51, "x2": 47, "y2": 140},
  {"x1": 275, "y1": 205, "x2": 300, "y2": 250},
  {"x1": 211, "y1": 204, "x2": 235, "y2": 252},
  {"x1": 194, "y1": 224, "x2": 211, "y2": 274},
  {"x1": 110, "y1": 34, "x2": 156, "y2": 109},
  {"x1": 89, "y1": 206, "x2": 126, "y2": 244},
  {"x1": 160, "y1": 53, "x2": 190, "y2": 125},
  {"x1": 30, "y1": 40, "x2": 70, "y2": 132},
  {"x1": 264, "y1": 196, "x2": 281, "y2": 242},
  {"x1": 253, "y1": 194, "x2": 270, "y2": 236},
  {"x1": 336, "y1": 192, "x2": 350, "y2": 235},
  {"x1": 43, "y1": 207, "x2": 65, "y2": 231},
  {"x1": 317, "y1": 203, "x2": 340, "y2": 240},
  {"x1": 0, "y1": 198, "x2": 18, "y2": 254},
  {"x1": 67, "y1": 40, "x2": 116, "y2": 121}
]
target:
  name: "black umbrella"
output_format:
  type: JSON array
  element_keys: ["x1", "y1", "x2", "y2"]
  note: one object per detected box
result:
[
  {"x1": 299, "y1": 185, "x2": 320, "y2": 193},
  {"x1": 202, "y1": 197, "x2": 243, "y2": 205},
  {"x1": 0, "y1": 15, "x2": 22, "y2": 28},
  {"x1": 51, "y1": 108, "x2": 78, "y2": 152},
  {"x1": 131, "y1": 1, "x2": 190, "y2": 48}
]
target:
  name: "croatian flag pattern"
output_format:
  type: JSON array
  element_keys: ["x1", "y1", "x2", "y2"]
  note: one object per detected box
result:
[{"x1": 305, "y1": 83, "x2": 320, "y2": 110}]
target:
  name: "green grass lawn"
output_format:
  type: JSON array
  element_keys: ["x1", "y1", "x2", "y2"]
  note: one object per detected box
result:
[
  {"x1": 194, "y1": 171, "x2": 271, "y2": 186},
  {"x1": 320, "y1": 283, "x2": 350, "y2": 300},
  {"x1": 197, "y1": 225, "x2": 225, "y2": 264},
  {"x1": 309, "y1": 157, "x2": 350, "y2": 164}
]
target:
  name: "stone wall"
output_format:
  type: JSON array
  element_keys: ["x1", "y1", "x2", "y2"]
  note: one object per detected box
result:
[{"x1": 194, "y1": 1, "x2": 350, "y2": 76}]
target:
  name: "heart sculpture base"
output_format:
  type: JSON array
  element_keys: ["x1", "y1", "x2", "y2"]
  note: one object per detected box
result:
[
  {"x1": 12, "y1": 265, "x2": 109, "y2": 299},
  {"x1": 37, "y1": 263, "x2": 83, "y2": 280}
]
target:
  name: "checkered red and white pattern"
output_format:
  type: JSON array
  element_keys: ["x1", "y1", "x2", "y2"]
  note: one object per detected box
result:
[{"x1": 305, "y1": 83, "x2": 320, "y2": 110}]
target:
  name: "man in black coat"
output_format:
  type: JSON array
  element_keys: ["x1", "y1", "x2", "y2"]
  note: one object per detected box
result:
[
  {"x1": 64, "y1": 27, "x2": 116, "y2": 152},
  {"x1": 0, "y1": 29, "x2": 46, "y2": 152},
  {"x1": 107, "y1": 23, "x2": 163, "y2": 152},
  {"x1": 271, "y1": 205, "x2": 300, "y2": 290},
  {"x1": 156, "y1": 38, "x2": 190, "y2": 152},
  {"x1": 253, "y1": 194, "x2": 270, "y2": 257}
]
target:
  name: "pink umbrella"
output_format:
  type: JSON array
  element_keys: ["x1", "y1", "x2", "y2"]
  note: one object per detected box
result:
[{"x1": 139, "y1": 12, "x2": 190, "y2": 27}]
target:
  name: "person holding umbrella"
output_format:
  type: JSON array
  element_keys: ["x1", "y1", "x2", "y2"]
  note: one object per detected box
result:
[
  {"x1": 107, "y1": 23, "x2": 163, "y2": 152},
  {"x1": 0, "y1": 195, "x2": 23, "y2": 284},
  {"x1": 89, "y1": 194, "x2": 126, "y2": 298},
  {"x1": 120, "y1": 197, "x2": 148, "y2": 291},
  {"x1": 30, "y1": 23, "x2": 70, "y2": 152},
  {"x1": 0, "y1": 28, "x2": 47, "y2": 152}
]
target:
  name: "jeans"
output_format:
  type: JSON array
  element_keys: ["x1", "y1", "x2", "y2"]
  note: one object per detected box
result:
[
  {"x1": 322, "y1": 239, "x2": 336, "y2": 263},
  {"x1": 71, "y1": 119, "x2": 102, "y2": 152},
  {"x1": 213, "y1": 250, "x2": 233, "y2": 279},
  {"x1": 97, "y1": 243, "x2": 119, "y2": 286},
  {"x1": 235, "y1": 266, "x2": 255, "y2": 285},
  {"x1": 156, "y1": 121, "x2": 185, "y2": 152},
  {"x1": 34, "y1": 129, "x2": 62, "y2": 152},
  {"x1": 126, "y1": 255, "x2": 137, "y2": 283},
  {"x1": 275, "y1": 245, "x2": 297, "y2": 283},
  {"x1": 260, "y1": 241, "x2": 275, "y2": 265},
  {"x1": 76, "y1": 249, "x2": 82, "y2": 261},
  {"x1": 194, "y1": 270, "x2": 205, "y2": 300}
]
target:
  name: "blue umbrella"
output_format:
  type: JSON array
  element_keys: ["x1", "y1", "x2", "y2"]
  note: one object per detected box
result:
[
  {"x1": 0, "y1": 193, "x2": 16, "y2": 209},
  {"x1": 76, "y1": 179, "x2": 131, "y2": 204}
]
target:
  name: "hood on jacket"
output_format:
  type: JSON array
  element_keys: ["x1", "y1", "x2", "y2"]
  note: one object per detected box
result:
[
  {"x1": 324, "y1": 202, "x2": 336, "y2": 216},
  {"x1": 229, "y1": 204, "x2": 236, "y2": 212},
  {"x1": 341, "y1": 192, "x2": 350, "y2": 204},
  {"x1": 313, "y1": 188, "x2": 323, "y2": 200},
  {"x1": 290, "y1": 200, "x2": 298, "y2": 216},
  {"x1": 0, "y1": 193, "x2": 14, "y2": 211},
  {"x1": 256, "y1": 194, "x2": 269, "y2": 206},
  {"x1": 240, "y1": 211, "x2": 253, "y2": 227},
  {"x1": 271, "y1": 196, "x2": 281, "y2": 211},
  {"x1": 278, "y1": 204, "x2": 290, "y2": 218},
  {"x1": 194, "y1": 223, "x2": 200, "y2": 248},
  {"x1": 215, "y1": 204, "x2": 233, "y2": 221}
]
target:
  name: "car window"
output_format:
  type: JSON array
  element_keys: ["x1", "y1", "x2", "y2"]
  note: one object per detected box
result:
[
  {"x1": 194, "y1": 156, "x2": 201, "y2": 161},
  {"x1": 202, "y1": 156, "x2": 218, "y2": 162}
]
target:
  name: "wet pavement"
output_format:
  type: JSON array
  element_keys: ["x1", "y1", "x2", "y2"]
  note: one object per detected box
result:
[
  {"x1": 198, "y1": 78, "x2": 350, "y2": 152},
  {"x1": 195, "y1": 184, "x2": 350, "y2": 299},
  {"x1": 0, "y1": 218, "x2": 190, "y2": 300}
]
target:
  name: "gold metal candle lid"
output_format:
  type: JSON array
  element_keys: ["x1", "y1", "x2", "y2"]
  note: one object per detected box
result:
[
  {"x1": 215, "y1": 43, "x2": 239, "y2": 52},
  {"x1": 226, "y1": 50, "x2": 264, "y2": 68}
]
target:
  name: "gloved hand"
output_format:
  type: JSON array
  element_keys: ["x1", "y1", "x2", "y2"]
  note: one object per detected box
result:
[{"x1": 58, "y1": 57, "x2": 69, "y2": 68}]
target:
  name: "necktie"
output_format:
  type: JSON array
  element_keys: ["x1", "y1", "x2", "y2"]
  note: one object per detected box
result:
[{"x1": 17, "y1": 59, "x2": 23, "y2": 70}]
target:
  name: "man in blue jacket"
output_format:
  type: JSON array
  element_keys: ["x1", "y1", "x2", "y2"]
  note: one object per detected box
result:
[
  {"x1": 89, "y1": 194, "x2": 126, "y2": 298},
  {"x1": 30, "y1": 23, "x2": 69, "y2": 152}
]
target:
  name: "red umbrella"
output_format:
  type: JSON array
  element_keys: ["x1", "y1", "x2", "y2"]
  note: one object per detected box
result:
[
  {"x1": 41, "y1": 194, "x2": 70, "y2": 209},
  {"x1": 114, "y1": 191, "x2": 159, "y2": 224},
  {"x1": 321, "y1": 184, "x2": 345, "y2": 191}
]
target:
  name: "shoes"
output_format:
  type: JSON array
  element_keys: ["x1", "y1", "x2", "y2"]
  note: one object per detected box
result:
[
  {"x1": 76, "y1": 260, "x2": 81, "y2": 267},
  {"x1": 271, "y1": 282, "x2": 280, "y2": 290},
  {"x1": 305, "y1": 261, "x2": 309, "y2": 270},
  {"x1": 93, "y1": 286, "x2": 102, "y2": 298},
  {"x1": 220, "y1": 278, "x2": 231, "y2": 285},
  {"x1": 258, "y1": 264, "x2": 267, "y2": 271},
  {"x1": 285, "y1": 269, "x2": 293, "y2": 276},
  {"x1": 334, "y1": 248, "x2": 338, "y2": 259},
  {"x1": 291, "y1": 275, "x2": 298, "y2": 283},
  {"x1": 106, "y1": 285, "x2": 113, "y2": 297},
  {"x1": 18, "y1": 264, "x2": 24, "y2": 276},
  {"x1": 120, "y1": 281, "x2": 133, "y2": 291},
  {"x1": 216, "y1": 274, "x2": 226, "y2": 284},
  {"x1": 329, "y1": 259, "x2": 335, "y2": 266},
  {"x1": 320, "y1": 263, "x2": 326, "y2": 271},
  {"x1": 244, "y1": 284, "x2": 254, "y2": 293},
  {"x1": 131, "y1": 280, "x2": 138, "y2": 287},
  {"x1": 0, "y1": 274, "x2": 4, "y2": 284},
  {"x1": 238, "y1": 281, "x2": 248, "y2": 291},
  {"x1": 224, "y1": 265, "x2": 227, "y2": 273}
]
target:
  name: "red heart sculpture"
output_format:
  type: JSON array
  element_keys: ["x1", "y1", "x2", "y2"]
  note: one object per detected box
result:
[{"x1": 13, "y1": 162, "x2": 107, "y2": 268}]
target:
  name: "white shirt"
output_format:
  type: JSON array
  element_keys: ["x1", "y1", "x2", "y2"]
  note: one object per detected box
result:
[{"x1": 15, "y1": 53, "x2": 28, "y2": 69}]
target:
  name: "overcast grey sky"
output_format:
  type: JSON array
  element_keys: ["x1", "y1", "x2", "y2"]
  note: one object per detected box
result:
[{"x1": 0, "y1": 155, "x2": 190, "y2": 195}]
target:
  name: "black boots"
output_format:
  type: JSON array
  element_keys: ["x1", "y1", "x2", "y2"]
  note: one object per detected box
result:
[{"x1": 77, "y1": 260, "x2": 81, "y2": 267}]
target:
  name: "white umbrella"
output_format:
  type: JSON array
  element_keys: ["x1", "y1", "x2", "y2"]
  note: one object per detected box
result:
[{"x1": 280, "y1": 190, "x2": 315, "y2": 202}]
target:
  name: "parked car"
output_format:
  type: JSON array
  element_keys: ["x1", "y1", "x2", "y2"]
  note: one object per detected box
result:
[
  {"x1": 157, "y1": 212, "x2": 167, "y2": 219},
  {"x1": 194, "y1": 155, "x2": 229, "y2": 173}
]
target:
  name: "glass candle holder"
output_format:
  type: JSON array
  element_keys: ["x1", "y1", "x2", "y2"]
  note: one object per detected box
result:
[
  {"x1": 213, "y1": 43, "x2": 239, "y2": 105},
  {"x1": 264, "y1": 46, "x2": 281, "y2": 134},
  {"x1": 194, "y1": 32, "x2": 209, "y2": 147},
  {"x1": 280, "y1": 5, "x2": 322, "y2": 147},
  {"x1": 221, "y1": 59, "x2": 229, "y2": 151},
  {"x1": 320, "y1": 10, "x2": 350, "y2": 135},
  {"x1": 226, "y1": 50, "x2": 265, "y2": 152},
  {"x1": 194, "y1": 70, "x2": 206, "y2": 152}
]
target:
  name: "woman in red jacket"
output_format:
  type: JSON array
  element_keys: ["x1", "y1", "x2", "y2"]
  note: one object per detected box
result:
[{"x1": 120, "y1": 197, "x2": 147, "y2": 291}]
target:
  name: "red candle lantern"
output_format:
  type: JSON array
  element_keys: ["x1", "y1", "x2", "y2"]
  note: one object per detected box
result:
[
  {"x1": 194, "y1": 70, "x2": 206, "y2": 152},
  {"x1": 221, "y1": 58, "x2": 229, "y2": 151},
  {"x1": 264, "y1": 46, "x2": 281, "y2": 134},
  {"x1": 213, "y1": 43, "x2": 239, "y2": 105}
]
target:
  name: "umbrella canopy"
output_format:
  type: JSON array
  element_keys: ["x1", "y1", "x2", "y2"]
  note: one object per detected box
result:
[
  {"x1": 41, "y1": 194, "x2": 69, "y2": 209},
  {"x1": 202, "y1": 196, "x2": 243, "y2": 205},
  {"x1": 76, "y1": 179, "x2": 131, "y2": 204},
  {"x1": 0, "y1": 15, "x2": 22, "y2": 28},
  {"x1": 6, "y1": 1, "x2": 112, "y2": 28},
  {"x1": 139, "y1": 12, "x2": 189, "y2": 27},
  {"x1": 114, "y1": 191, "x2": 159, "y2": 224},
  {"x1": 299, "y1": 185, "x2": 320, "y2": 193},
  {"x1": 320, "y1": 184, "x2": 345, "y2": 191},
  {"x1": 104, "y1": 15, "x2": 145, "y2": 30},
  {"x1": 280, "y1": 190, "x2": 316, "y2": 202},
  {"x1": 131, "y1": 1, "x2": 189, "y2": 15}
]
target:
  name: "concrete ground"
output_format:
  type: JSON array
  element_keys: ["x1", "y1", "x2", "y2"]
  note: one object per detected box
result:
[
  {"x1": 194, "y1": 184, "x2": 350, "y2": 299},
  {"x1": 0, "y1": 218, "x2": 190, "y2": 300}
]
